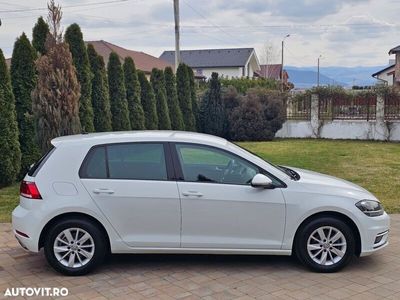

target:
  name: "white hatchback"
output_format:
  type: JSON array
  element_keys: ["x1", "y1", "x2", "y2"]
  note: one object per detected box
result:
[{"x1": 12, "y1": 131, "x2": 390, "y2": 275}]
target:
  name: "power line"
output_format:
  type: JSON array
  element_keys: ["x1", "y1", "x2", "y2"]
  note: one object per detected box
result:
[{"x1": 0, "y1": 0, "x2": 136, "y2": 13}]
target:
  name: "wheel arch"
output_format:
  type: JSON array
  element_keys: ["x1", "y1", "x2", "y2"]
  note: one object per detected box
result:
[
  {"x1": 38, "y1": 212, "x2": 111, "y2": 252},
  {"x1": 293, "y1": 211, "x2": 362, "y2": 256}
]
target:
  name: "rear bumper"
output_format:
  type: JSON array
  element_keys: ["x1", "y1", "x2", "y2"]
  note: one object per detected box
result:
[
  {"x1": 359, "y1": 212, "x2": 390, "y2": 257},
  {"x1": 12, "y1": 204, "x2": 40, "y2": 252}
]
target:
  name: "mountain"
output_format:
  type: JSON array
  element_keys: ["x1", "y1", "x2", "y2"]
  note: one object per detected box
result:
[{"x1": 286, "y1": 66, "x2": 386, "y2": 89}]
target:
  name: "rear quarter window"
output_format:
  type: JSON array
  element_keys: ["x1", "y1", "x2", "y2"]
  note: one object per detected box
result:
[{"x1": 27, "y1": 146, "x2": 55, "y2": 177}]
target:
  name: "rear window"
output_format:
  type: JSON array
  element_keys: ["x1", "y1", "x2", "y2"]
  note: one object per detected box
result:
[
  {"x1": 27, "y1": 146, "x2": 55, "y2": 177},
  {"x1": 79, "y1": 143, "x2": 167, "y2": 181}
]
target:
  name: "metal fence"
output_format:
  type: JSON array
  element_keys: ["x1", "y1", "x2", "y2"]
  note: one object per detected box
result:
[
  {"x1": 286, "y1": 94, "x2": 311, "y2": 120},
  {"x1": 384, "y1": 92, "x2": 400, "y2": 120}
]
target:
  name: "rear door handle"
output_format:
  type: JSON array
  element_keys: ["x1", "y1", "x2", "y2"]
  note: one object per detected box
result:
[
  {"x1": 93, "y1": 188, "x2": 114, "y2": 195},
  {"x1": 182, "y1": 191, "x2": 203, "y2": 197}
]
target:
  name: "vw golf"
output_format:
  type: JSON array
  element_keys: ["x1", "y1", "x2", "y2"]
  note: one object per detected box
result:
[{"x1": 12, "y1": 131, "x2": 390, "y2": 275}]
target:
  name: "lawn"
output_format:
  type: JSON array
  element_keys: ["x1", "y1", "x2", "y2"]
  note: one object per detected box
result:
[{"x1": 0, "y1": 139, "x2": 399, "y2": 222}]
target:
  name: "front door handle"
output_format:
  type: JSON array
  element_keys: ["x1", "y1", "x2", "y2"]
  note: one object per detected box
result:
[
  {"x1": 182, "y1": 191, "x2": 203, "y2": 197},
  {"x1": 93, "y1": 188, "x2": 114, "y2": 195}
]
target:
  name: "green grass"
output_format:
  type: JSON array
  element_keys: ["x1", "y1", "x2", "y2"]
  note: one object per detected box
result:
[{"x1": 0, "y1": 139, "x2": 399, "y2": 222}]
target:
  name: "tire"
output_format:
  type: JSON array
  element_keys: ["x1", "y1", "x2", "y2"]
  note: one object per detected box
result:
[
  {"x1": 295, "y1": 217, "x2": 355, "y2": 272},
  {"x1": 44, "y1": 218, "x2": 107, "y2": 275}
]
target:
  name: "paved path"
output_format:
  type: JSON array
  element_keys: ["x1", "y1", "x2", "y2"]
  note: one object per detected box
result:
[{"x1": 0, "y1": 215, "x2": 399, "y2": 299}]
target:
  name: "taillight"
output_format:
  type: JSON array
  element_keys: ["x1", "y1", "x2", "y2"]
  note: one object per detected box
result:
[{"x1": 20, "y1": 181, "x2": 42, "y2": 199}]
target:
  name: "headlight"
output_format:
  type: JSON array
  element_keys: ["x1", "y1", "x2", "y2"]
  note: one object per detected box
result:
[{"x1": 356, "y1": 200, "x2": 384, "y2": 217}]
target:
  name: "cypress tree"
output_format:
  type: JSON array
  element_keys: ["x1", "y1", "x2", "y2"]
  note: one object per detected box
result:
[
  {"x1": 176, "y1": 63, "x2": 196, "y2": 131},
  {"x1": 32, "y1": 1, "x2": 81, "y2": 153},
  {"x1": 137, "y1": 71, "x2": 158, "y2": 129},
  {"x1": 199, "y1": 72, "x2": 225, "y2": 137},
  {"x1": 186, "y1": 65, "x2": 199, "y2": 131},
  {"x1": 32, "y1": 17, "x2": 50, "y2": 55},
  {"x1": 107, "y1": 52, "x2": 131, "y2": 131},
  {"x1": 164, "y1": 67, "x2": 184, "y2": 130},
  {"x1": 65, "y1": 23, "x2": 94, "y2": 132},
  {"x1": 150, "y1": 68, "x2": 171, "y2": 130},
  {"x1": 123, "y1": 57, "x2": 145, "y2": 130},
  {"x1": 87, "y1": 44, "x2": 112, "y2": 132},
  {"x1": 0, "y1": 49, "x2": 21, "y2": 185},
  {"x1": 10, "y1": 33, "x2": 41, "y2": 176}
]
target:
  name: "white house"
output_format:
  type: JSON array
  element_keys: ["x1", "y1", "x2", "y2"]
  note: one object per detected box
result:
[
  {"x1": 159, "y1": 48, "x2": 260, "y2": 79},
  {"x1": 372, "y1": 62, "x2": 395, "y2": 86}
]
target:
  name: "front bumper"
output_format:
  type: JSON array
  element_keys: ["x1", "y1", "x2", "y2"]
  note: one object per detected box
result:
[{"x1": 359, "y1": 212, "x2": 390, "y2": 257}]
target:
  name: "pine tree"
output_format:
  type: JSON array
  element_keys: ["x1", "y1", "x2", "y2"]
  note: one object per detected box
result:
[
  {"x1": 150, "y1": 68, "x2": 171, "y2": 130},
  {"x1": 186, "y1": 65, "x2": 199, "y2": 131},
  {"x1": 138, "y1": 71, "x2": 158, "y2": 129},
  {"x1": 107, "y1": 52, "x2": 131, "y2": 131},
  {"x1": 65, "y1": 23, "x2": 94, "y2": 132},
  {"x1": 32, "y1": 16, "x2": 50, "y2": 55},
  {"x1": 32, "y1": 0, "x2": 81, "y2": 153},
  {"x1": 176, "y1": 63, "x2": 196, "y2": 131},
  {"x1": 87, "y1": 44, "x2": 112, "y2": 132},
  {"x1": 164, "y1": 67, "x2": 184, "y2": 130},
  {"x1": 0, "y1": 49, "x2": 21, "y2": 185},
  {"x1": 199, "y1": 72, "x2": 225, "y2": 137},
  {"x1": 123, "y1": 57, "x2": 145, "y2": 130},
  {"x1": 10, "y1": 33, "x2": 41, "y2": 176}
]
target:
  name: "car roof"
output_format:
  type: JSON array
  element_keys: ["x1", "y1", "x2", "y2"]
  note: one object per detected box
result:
[{"x1": 51, "y1": 131, "x2": 228, "y2": 147}]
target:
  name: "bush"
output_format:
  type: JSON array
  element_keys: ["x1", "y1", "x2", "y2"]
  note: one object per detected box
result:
[
  {"x1": 138, "y1": 71, "x2": 158, "y2": 129},
  {"x1": 176, "y1": 63, "x2": 196, "y2": 131},
  {"x1": 150, "y1": 68, "x2": 171, "y2": 130},
  {"x1": 164, "y1": 67, "x2": 184, "y2": 130},
  {"x1": 220, "y1": 77, "x2": 279, "y2": 94},
  {"x1": 229, "y1": 88, "x2": 286, "y2": 141}
]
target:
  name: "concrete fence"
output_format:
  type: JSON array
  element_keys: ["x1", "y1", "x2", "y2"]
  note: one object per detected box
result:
[{"x1": 276, "y1": 94, "x2": 400, "y2": 141}]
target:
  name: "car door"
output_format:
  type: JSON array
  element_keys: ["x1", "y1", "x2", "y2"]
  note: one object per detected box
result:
[
  {"x1": 173, "y1": 143, "x2": 286, "y2": 250},
  {"x1": 80, "y1": 142, "x2": 181, "y2": 248}
]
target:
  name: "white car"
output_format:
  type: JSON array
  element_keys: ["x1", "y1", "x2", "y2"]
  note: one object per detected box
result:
[{"x1": 12, "y1": 131, "x2": 389, "y2": 275}]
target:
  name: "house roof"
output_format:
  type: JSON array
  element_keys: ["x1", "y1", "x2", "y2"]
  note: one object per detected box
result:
[
  {"x1": 389, "y1": 45, "x2": 400, "y2": 54},
  {"x1": 372, "y1": 64, "x2": 395, "y2": 77},
  {"x1": 159, "y1": 48, "x2": 255, "y2": 68},
  {"x1": 87, "y1": 40, "x2": 173, "y2": 74},
  {"x1": 256, "y1": 64, "x2": 283, "y2": 80}
]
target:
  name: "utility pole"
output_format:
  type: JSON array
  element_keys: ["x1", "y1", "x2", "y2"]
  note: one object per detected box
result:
[
  {"x1": 281, "y1": 34, "x2": 290, "y2": 91},
  {"x1": 173, "y1": 0, "x2": 180, "y2": 72},
  {"x1": 317, "y1": 55, "x2": 322, "y2": 87}
]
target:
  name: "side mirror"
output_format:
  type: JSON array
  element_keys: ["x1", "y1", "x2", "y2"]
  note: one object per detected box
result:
[{"x1": 251, "y1": 174, "x2": 274, "y2": 189}]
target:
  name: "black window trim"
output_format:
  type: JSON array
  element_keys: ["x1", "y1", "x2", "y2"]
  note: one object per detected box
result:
[
  {"x1": 170, "y1": 142, "x2": 287, "y2": 188},
  {"x1": 79, "y1": 141, "x2": 175, "y2": 181},
  {"x1": 28, "y1": 146, "x2": 56, "y2": 177}
]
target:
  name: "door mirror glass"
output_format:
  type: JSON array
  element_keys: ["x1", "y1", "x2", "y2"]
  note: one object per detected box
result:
[{"x1": 251, "y1": 174, "x2": 274, "y2": 189}]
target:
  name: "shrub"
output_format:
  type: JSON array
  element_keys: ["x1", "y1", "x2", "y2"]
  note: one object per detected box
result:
[
  {"x1": 186, "y1": 65, "x2": 199, "y2": 130},
  {"x1": 10, "y1": 33, "x2": 41, "y2": 176},
  {"x1": 220, "y1": 77, "x2": 279, "y2": 94},
  {"x1": 138, "y1": 71, "x2": 158, "y2": 129},
  {"x1": 87, "y1": 44, "x2": 112, "y2": 132},
  {"x1": 0, "y1": 49, "x2": 21, "y2": 185},
  {"x1": 32, "y1": 17, "x2": 49, "y2": 55},
  {"x1": 107, "y1": 52, "x2": 131, "y2": 131},
  {"x1": 150, "y1": 68, "x2": 171, "y2": 130},
  {"x1": 229, "y1": 88, "x2": 286, "y2": 141},
  {"x1": 123, "y1": 57, "x2": 145, "y2": 130},
  {"x1": 164, "y1": 67, "x2": 184, "y2": 130},
  {"x1": 176, "y1": 63, "x2": 196, "y2": 131}
]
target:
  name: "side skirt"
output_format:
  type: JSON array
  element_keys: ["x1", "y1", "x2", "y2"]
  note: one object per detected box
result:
[{"x1": 112, "y1": 247, "x2": 292, "y2": 255}]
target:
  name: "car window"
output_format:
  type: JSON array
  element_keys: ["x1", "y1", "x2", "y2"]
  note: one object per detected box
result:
[
  {"x1": 107, "y1": 143, "x2": 167, "y2": 180},
  {"x1": 175, "y1": 144, "x2": 258, "y2": 185},
  {"x1": 27, "y1": 146, "x2": 55, "y2": 177},
  {"x1": 80, "y1": 146, "x2": 107, "y2": 179}
]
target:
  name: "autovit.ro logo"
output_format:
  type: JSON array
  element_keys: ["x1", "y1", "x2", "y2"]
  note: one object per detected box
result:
[{"x1": 4, "y1": 287, "x2": 68, "y2": 297}]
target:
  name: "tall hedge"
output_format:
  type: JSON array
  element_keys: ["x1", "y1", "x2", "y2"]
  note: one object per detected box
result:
[
  {"x1": 123, "y1": 57, "x2": 145, "y2": 130},
  {"x1": 199, "y1": 72, "x2": 225, "y2": 137},
  {"x1": 186, "y1": 65, "x2": 199, "y2": 130},
  {"x1": 65, "y1": 23, "x2": 94, "y2": 132},
  {"x1": 32, "y1": 17, "x2": 50, "y2": 55},
  {"x1": 87, "y1": 44, "x2": 112, "y2": 132},
  {"x1": 0, "y1": 49, "x2": 21, "y2": 185},
  {"x1": 176, "y1": 63, "x2": 196, "y2": 131},
  {"x1": 107, "y1": 52, "x2": 131, "y2": 131},
  {"x1": 164, "y1": 67, "x2": 184, "y2": 130},
  {"x1": 138, "y1": 71, "x2": 158, "y2": 129},
  {"x1": 10, "y1": 33, "x2": 41, "y2": 176},
  {"x1": 150, "y1": 68, "x2": 171, "y2": 130}
]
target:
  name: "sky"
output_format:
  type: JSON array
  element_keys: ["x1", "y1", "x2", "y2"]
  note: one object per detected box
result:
[{"x1": 0, "y1": 0, "x2": 399, "y2": 67}]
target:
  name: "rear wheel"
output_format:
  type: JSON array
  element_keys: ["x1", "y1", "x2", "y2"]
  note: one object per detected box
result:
[
  {"x1": 295, "y1": 217, "x2": 355, "y2": 272},
  {"x1": 44, "y1": 218, "x2": 106, "y2": 275}
]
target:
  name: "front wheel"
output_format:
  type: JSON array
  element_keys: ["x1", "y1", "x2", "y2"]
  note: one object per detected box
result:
[
  {"x1": 44, "y1": 218, "x2": 107, "y2": 275},
  {"x1": 295, "y1": 217, "x2": 355, "y2": 272}
]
